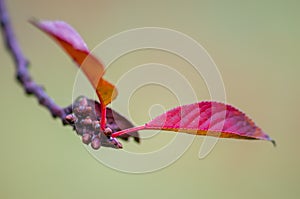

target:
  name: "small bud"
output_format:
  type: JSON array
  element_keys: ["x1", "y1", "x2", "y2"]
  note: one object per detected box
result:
[
  {"x1": 93, "y1": 121, "x2": 100, "y2": 130},
  {"x1": 104, "y1": 127, "x2": 112, "y2": 137},
  {"x1": 74, "y1": 106, "x2": 84, "y2": 114},
  {"x1": 82, "y1": 134, "x2": 92, "y2": 144},
  {"x1": 65, "y1": 114, "x2": 77, "y2": 123},
  {"x1": 85, "y1": 106, "x2": 92, "y2": 113},
  {"x1": 91, "y1": 136, "x2": 101, "y2": 150},
  {"x1": 79, "y1": 97, "x2": 88, "y2": 106},
  {"x1": 81, "y1": 118, "x2": 92, "y2": 125},
  {"x1": 73, "y1": 106, "x2": 92, "y2": 117},
  {"x1": 73, "y1": 107, "x2": 80, "y2": 115}
]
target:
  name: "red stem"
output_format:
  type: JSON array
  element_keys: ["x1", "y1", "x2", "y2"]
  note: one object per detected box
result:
[
  {"x1": 112, "y1": 125, "x2": 146, "y2": 138},
  {"x1": 100, "y1": 102, "x2": 106, "y2": 130}
]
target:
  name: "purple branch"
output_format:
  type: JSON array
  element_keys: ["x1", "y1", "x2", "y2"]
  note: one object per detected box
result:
[{"x1": 0, "y1": 0, "x2": 67, "y2": 120}]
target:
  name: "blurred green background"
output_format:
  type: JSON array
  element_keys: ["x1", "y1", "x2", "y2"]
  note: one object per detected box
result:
[{"x1": 1, "y1": 0, "x2": 299, "y2": 198}]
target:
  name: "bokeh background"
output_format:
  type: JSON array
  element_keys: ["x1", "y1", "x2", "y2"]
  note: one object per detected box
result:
[{"x1": 1, "y1": 0, "x2": 299, "y2": 198}]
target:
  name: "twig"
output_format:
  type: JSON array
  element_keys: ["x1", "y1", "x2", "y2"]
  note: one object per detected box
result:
[{"x1": 0, "y1": 0, "x2": 67, "y2": 120}]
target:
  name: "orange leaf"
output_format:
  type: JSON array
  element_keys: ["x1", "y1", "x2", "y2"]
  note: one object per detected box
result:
[
  {"x1": 96, "y1": 79, "x2": 118, "y2": 106},
  {"x1": 30, "y1": 19, "x2": 117, "y2": 105}
]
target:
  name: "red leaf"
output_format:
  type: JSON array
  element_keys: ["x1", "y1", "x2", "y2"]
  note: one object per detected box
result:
[
  {"x1": 30, "y1": 20, "x2": 117, "y2": 106},
  {"x1": 112, "y1": 102, "x2": 275, "y2": 145}
]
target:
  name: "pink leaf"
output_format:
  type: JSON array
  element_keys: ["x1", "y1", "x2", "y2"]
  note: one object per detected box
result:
[{"x1": 112, "y1": 101, "x2": 275, "y2": 145}]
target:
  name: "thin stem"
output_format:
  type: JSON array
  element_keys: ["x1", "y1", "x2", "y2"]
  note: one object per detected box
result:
[
  {"x1": 112, "y1": 125, "x2": 146, "y2": 138},
  {"x1": 100, "y1": 102, "x2": 106, "y2": 130}
]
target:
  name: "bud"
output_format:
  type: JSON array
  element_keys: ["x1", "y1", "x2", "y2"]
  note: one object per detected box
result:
[
  {"x1": 65, "y1": 113, "x2": 77, "y2": 124},
  {"x1": 93, "y1": 121, "x2": 100, "y2": 130},
  {"x1": 104, "y1": 127, "x2": 112, "y2": 137},
  {"x1": 82, "y1": 134, "x2": 92, "y2": 145},
  {"x1": 91, "y1": 136, "x2": 101, "y2": 150},
  {"x1": 79, "y1": 97, "x2": 88, "y2": 106},
  {"x1": 81, "y1": 118, "x2": 92, "y2": 125}
]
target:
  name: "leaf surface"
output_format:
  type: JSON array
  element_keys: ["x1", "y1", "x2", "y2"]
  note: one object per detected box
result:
[
  {"x1": 112, "y1": 101, "x2": 275, "y2": 145},
  {"x1": 31, "y1": 20, "x2": 117, "y2": 106}
]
